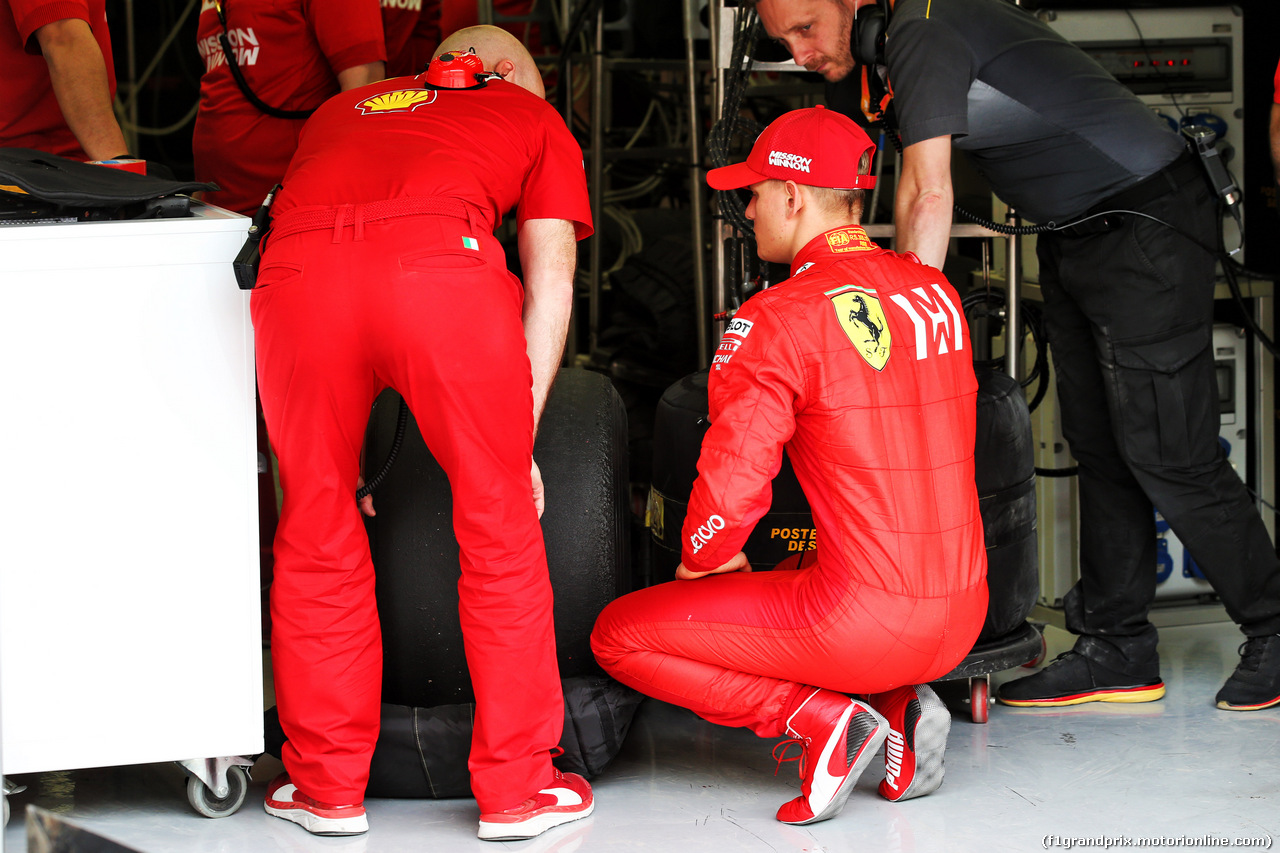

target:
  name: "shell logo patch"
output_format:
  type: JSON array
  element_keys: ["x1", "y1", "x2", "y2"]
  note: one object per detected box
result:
[
  {"x1": 356, "y1": 89, "x2": 437, "y2": 115},
  {"x1": 827, "y1": 284, "x2": 891, "y2": 371},
  {"x1": 824, "y1": 226, "x2": 875, "y2": 254}
]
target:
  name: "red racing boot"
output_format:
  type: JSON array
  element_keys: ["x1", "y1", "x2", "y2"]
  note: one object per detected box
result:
[
  {"x1": 866, "y1": 683, "x2": 951, "y2": 802},
  {"x1": 773, "y1": 688, "x2": 888, "y2": 825},
  {"x1": 477, "y1": 767, "x2": 594, "y2": 841}
]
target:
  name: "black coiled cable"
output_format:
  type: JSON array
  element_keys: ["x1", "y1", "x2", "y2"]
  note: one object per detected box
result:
[
  {"x1": 953, "y1": 205, "x2": 1058, "y2": 236},
  {"x1": 356, "y1": 399, "x2": 409, "y2": 501}
]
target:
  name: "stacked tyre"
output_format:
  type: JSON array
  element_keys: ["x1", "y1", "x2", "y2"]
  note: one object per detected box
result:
[{"x1": 365, "y1": 368, "x2": 630, "y2": 707}]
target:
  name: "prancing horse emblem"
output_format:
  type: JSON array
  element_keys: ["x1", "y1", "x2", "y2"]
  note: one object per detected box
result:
[{"x1": 827, "y1": 284, "x2": 891, "y2": 370}]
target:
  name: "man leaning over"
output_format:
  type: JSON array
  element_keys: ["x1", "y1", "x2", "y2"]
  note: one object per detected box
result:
[{"x1": 251, "y1": 26, "x2": 595, "y2": 841}]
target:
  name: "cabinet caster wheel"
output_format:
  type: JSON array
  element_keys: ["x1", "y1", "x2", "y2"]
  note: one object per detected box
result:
[
  {"x1": 970, "y1": 678, "x2": 990, "y2": 724},
  {"x1": 187, "y1": 765, "x2": 248, "y2": 818},
  {"x1": 3, "y1": 778, "x2": 26, "y2": 827}
]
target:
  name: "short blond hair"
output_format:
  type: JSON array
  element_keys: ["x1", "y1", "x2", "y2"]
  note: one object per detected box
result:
[{"x1": 807, "y1": 148, "x2": 873, "y2": 218}]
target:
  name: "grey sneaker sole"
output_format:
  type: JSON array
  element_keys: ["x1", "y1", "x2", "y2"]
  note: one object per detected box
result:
[{"x1": 896, "y1": 684, "x2": 950, "y2": 800}]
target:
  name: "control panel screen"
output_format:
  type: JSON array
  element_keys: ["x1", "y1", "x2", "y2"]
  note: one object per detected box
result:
[{"x1": 1078, "y1": 38, "x2": 1231, "y2": 96}]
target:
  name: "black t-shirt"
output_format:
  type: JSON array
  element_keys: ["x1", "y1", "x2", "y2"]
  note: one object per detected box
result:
[{"x1": 878, "y1": 0, "x2": 1185, "y2": 222}]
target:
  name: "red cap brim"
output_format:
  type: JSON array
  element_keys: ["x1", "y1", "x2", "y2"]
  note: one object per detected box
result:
[{"x1": 706, "y1": 161, "x2": 766, "y2": 191}]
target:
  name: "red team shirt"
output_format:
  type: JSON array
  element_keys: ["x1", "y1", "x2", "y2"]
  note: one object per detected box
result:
[
  {"x1": 193, "y1": 0, "x2": 385, "y2": 214},
  {"x1": 275, "y1": 75, "x2": 592, "y2": 239},
  {"x1": 380, "y1": 0, "x2": 423, "y2": 73},
  {"x1": 386, "y1": 0, "x2": 439, "y2": 78},
  {"x1": 1, "y1": 0, "x2": 116, "y2": 159}
]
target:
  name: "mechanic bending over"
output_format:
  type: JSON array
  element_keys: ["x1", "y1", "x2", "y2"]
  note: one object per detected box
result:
[
  {"x1": 592, "y1": 106, "x2": 988, "y2": 826},
  {"x1": 754, "y1": 0, "x2": 1280, "y2": 711},
  {"x1": 250, "y1": 26, "x2": 595, "y2": 841}
]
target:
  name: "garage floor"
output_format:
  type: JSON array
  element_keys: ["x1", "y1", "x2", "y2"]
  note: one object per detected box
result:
[{"x1": 4, "y1": 619, "x2": 1279, "y2": 853}]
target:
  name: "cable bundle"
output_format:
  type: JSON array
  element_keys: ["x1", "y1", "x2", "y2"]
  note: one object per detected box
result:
[{"x1": 706, "y1": 6, "x2": 764, "y2": 238}]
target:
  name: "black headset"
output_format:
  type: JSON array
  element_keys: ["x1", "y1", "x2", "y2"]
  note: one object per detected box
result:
[{"x1": 852, "y1": 0, "x2": 891, "y2": 68}]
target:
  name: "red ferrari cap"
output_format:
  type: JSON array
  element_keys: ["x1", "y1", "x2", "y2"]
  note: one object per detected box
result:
[{"x1": 707, "y1": 105, "x2": 877, "y2": 191}]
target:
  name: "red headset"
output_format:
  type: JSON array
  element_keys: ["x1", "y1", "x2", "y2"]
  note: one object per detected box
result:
[{"x1": 424, "y1": 49, "x2": 488, "y2": 89}]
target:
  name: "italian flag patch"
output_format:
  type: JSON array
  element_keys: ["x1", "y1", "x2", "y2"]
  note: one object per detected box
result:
[{"x1": 462, "y1": 237, "x2": 480, "y2": 250}]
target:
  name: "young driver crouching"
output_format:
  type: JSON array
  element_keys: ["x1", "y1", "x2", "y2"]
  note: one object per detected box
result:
[{"x1": 592, "y1": 106, "x2": 987, "y2": 824}]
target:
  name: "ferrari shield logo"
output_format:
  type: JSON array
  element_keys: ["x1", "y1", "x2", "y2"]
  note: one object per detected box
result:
[{"x1": 827, "y1": 284, "x2": 891, "y2": 371}]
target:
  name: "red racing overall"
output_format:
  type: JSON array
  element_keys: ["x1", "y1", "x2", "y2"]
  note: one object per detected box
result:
[
  {"x1": 253, "y1": 75, "x2": 591, "y2": 811},
  {"x1": 592, "y1": 226, "x2": 987, "y2": 736}
]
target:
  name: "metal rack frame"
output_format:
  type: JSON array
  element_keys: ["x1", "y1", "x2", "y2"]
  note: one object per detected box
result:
[{"x1": 497, "y1": 0, "x2": 711, "y2": 365}]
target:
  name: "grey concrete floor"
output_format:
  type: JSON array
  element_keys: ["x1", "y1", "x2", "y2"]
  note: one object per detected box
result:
[{"x1": 4, "y1": 620, "x2": 1279, "y2": 852}]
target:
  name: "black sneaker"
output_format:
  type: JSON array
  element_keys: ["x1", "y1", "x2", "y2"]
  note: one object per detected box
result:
[
  {"x1": 997, "y1": 650, "x2": 1165, "y2": 707},
  {"x1": 1216, "y1": 634, "x2": 1280, "y2": 711}
]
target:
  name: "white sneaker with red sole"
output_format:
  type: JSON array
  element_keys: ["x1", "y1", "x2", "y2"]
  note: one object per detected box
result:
[
  {"x1": 477, "y1": 768, "x2": 594, "y2": 841},
  {"x1": 264, "y1": 773, "x2": 368, "y2": 836}
]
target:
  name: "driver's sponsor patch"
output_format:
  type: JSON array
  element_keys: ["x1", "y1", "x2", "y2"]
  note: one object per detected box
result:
[{"x1": 712, "y1": 317, "x2": 754, "y2": 370}]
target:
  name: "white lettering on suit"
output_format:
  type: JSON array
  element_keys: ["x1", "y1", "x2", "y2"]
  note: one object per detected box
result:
[
  {"x1": 198, "y1": 27, "x2": 260, "y2": 72},
  {"x1": 889, "y1": 284, "x2": 963, "y2": 359},
  {"x1": 688, "y1": 514, "x2": 726, "y2": 555},
  {"x1": 712, "y1": 317, "x2": 755, "y2": 371}
]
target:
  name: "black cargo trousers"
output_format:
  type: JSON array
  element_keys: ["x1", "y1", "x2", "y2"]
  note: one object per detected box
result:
[{"x1": 1036, "y1": 171, "x2": 1280, "y2": 676}]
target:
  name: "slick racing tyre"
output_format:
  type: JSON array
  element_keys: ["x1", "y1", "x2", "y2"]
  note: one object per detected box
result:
[
  {"x1": 646, "y1": 370, "x2": 810, "y2": 585},
  {"x1": 366, "y1": 368, "x2": 629, "y2": 707},
  {"x1": 972, "y1": 367, "x2": 1038, "y2": 643}
]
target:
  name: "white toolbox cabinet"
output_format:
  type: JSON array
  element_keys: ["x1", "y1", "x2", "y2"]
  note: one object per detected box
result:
[{"x1": 0, "y1": 203, "x2": 263, "y2": 827}]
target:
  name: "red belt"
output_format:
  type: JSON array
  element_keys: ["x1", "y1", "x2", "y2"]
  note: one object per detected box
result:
[{"x1": 270, "y1": 196, "x2": 483, "y2": 243}]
